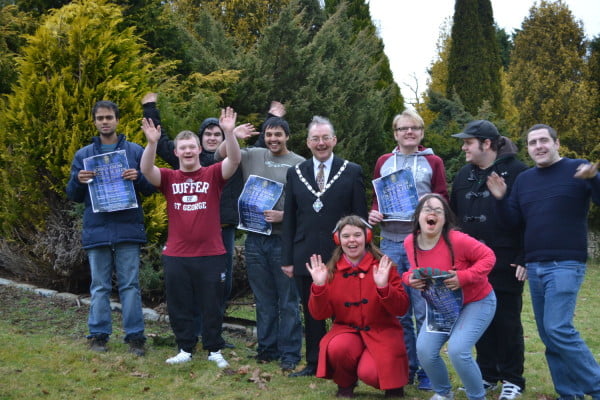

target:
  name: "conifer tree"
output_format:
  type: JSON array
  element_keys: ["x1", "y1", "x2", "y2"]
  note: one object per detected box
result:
[
  {"x1": 0, "y1": 0, "x2": 156, "y2": 236},
  {"x1": 0, "y1": 5, "x2": 36, "y2": 95},
  {"x1": 294, "y1": 3, "x2": 399, "y2": 178},
  {"x1": 447, "y1": 0, "x2": 503, "y2": 116},
  {"x1": 508, "y1": 0, "x2": 598, "y2": 159}
]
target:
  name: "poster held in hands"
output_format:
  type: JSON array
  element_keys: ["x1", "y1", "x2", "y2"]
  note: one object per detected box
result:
[{"x1": 84, "y1": 150, "x2": 138, "y2": 213}]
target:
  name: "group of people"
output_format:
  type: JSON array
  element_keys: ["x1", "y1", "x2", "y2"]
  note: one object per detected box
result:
[{"x1": 67, "y1": 97, "x2": 600, "y2": 400}]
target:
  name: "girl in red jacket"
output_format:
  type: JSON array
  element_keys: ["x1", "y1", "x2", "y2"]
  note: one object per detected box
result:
[{"x1": 307, "y1": 215, "x2": 410, "y2": 398}]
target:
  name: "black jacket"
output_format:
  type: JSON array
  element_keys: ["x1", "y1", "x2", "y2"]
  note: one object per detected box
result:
[
  {"x1": 450, "y1": 143, "x2": 528, "y2": 292},
  {"x1": 282, "y1": 157, "x2": 367, "y2": 276}
]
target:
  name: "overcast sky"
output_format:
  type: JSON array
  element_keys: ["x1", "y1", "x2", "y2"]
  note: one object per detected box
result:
[{"x1": 368, "y1": 0, "x2": 600, "y2": 104}]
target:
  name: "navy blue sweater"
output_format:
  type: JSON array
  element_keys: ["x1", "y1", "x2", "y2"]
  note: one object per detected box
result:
[{"x1": 499, "y1": 158, "x2": 600, "y2": 263}]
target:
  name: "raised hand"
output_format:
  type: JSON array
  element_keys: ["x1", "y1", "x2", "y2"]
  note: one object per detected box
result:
[
  {"x1": 141, "y1": 92, "x2": 157, "y2": 105},
  {"x1": 574, "y1": 161, "x2": 598, "y2": 179},
  {"x1": 141, "y1": 117, "x2": 161, "y2": 144},
  {"x1": 487, "y1": 172, "x2": 507, "y2": 199},
  {"x1": 219, "y1": 107, "x2": 237, "y2": 134},
  {"x1": 373, "y1": 255, "x2": 393, "y2": 288},
  {"x1": 269, "y1": 101, "x2": 286, "y2": 117},
  {"x1": 233, "y1": 123, "x2": 260, "y2": 140},
  {"x1": 306, "y1": 254, "x2": 328, "y2": 286}
]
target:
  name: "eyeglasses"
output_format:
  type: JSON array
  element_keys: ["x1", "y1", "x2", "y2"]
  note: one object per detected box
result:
[
  {"x1": 308, "y1": 135, "x2": 334, "y2": 143},
  {"x1": 395, "y1": 126, "x2": 423, "y2": 133},
  {"x1": 421, "y1": 207, "x2": 444, "y2": 216}
]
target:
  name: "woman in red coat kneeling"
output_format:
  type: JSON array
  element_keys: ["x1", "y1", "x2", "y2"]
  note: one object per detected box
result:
[{"x1": 307, "y1": 215, "x2": 410, "y2": 398}]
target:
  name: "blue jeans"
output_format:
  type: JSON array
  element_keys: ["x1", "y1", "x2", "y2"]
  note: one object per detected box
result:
[
  {"x1": 86, "y1": 243, "x2": 145, "y2": 341},
  {"x1": 245, "y1": 233, "x2": 302, "y2": 364},
  {"x1": 380, "y1": 238, "x2": 427, "y2": 381},
  {"x1": 417, "y1": 291, "x2": 496, "y2": 400},
  {"x1": 527, "y1": 261, "x2": 600, "y2": 399}
]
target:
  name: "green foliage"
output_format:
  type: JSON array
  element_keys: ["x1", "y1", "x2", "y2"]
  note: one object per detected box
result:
[
  {"x1": 122, "y1": 1, "x2": 238, "y2": 78},
  {"x1": 9, "y1": 0, "x2": 70, "y2": 15},
  {"x1": 0, "y1": 5, "x2": 37, "y2": 95},
  {"x1": 231, "y1": 0, "x2": 312, "y2": 117},
  {"x1": 203, "y1": 0, "x2": 291, "y2": 49},
  {"x1": 424, "y1": 90, "x2": 473, "y2": 183},
  {"x1": 294, "y1": 2, "x2": 400, "y2": 178},
  {"x1": 230, "y1": 0, "x2": 402, "y2": 181},
  {"x1": 447, "y1": 0, "x2": 503, "y2": 116},
  {"x1": 507, "y1": 0, "x2": 599, "y2": 161},
  {"x1": 495, "y1": 26, "x2": 513, "y2": 69},
  {"x1": 0, "y1": 0, "x2": 158, "y2": 237}
]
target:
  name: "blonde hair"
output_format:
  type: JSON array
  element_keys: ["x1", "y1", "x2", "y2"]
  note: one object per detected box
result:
[
  {"x1": 174, "y1": 130, "x2": 201, "y2": 147},
  {"x1": 392, "y1": 109, "x2": 424, "y2": 131}
]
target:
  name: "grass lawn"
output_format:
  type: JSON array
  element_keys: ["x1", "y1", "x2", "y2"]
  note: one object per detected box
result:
[{"x1": 1, "y1": 263, "x2": 599, "y2": 400}]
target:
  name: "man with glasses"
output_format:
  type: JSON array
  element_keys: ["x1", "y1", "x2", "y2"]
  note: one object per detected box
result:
[
  {"x1": 282, "y1": 115, "x2": 367, "y2": 377},
  {"x1": 368, "y1": 109, "x2": 448, "y2": 390},
  {"x1": 451, "y1": 120, "x2": 527, "y2": 399}
]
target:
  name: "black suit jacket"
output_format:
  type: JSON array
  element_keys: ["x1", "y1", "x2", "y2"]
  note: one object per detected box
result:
[{"x1": 282, "y1": 156, "x2": 367, "y2": 276}]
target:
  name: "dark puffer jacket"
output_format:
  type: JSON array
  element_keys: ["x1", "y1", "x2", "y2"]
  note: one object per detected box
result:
[{"x1": 66, "y1": 134, "x2": 156, "y2": 249}]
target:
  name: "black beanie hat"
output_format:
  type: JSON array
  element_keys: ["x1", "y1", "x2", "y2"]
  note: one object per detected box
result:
[{"x1": 198, "y1": 117, "x2": 223, "y2": 140}]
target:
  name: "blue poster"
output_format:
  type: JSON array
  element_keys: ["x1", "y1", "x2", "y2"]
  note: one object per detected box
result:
[
  {"x1": 238, "y1": 175, "x2": 284, "y2": 235},
  {"x1": 83, "y1": 150, "x2": 138, "y2": 213},
  {"x1": 372, "y1": 169, "x2": 419, "y2": 221},
  {"x1": 421, "y1": 275, "x2": 463, "y2": 334}
]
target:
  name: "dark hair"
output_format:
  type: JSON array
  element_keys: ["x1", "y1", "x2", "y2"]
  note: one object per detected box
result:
[
  {"x1": 411, "y1": 194, "x2": 458, "y2": 268},
  {"x1": 527, "y1": 124, "x2": 558, "y2": 141},
  {"x1": 92, "y1": 100, "x2": 119, "y2": 120},
  {"x1": 326, "y1": 215, "x2": 384, "y2": 281},
  {"x1": 475, "y1": 135, "x2": 500, "y2": 152},
  {"x1": 263, "y1": 116, "x2": 290, "y2": 136}
]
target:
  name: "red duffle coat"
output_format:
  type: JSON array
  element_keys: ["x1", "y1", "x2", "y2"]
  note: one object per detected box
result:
[{"x1": 308, "y1": 252, "x2": 410, "y2": 390}]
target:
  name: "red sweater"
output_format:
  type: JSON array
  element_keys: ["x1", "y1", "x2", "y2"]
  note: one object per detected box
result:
[
  {"x1": 309, "y1": 252, "x2": 410, "y2": 389},
  {"x1": 402, "y1": 230, "x2": 495, "y2": 304}
]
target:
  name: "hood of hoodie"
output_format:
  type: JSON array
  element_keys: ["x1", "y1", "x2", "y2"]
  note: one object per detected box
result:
[
  {"x1": 198, "y1": 117, "x2": 223, "y2": 142},
  {"x1": 392, "y1": 144, "x2": 435, "y2": 157},
  {"x1": 496, "y1": 136, "x2": 519, "y2": 159}
]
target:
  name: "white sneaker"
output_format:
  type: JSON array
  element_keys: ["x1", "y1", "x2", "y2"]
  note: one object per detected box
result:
[
  {"x1": 166, "y1": 349, "x2": 192, "y2": 364},
  {"x1": 430, "y1": 393, "x2": 454, "y2": 400},
  {"x1": 498, "y1": 381, "x2": 522, "y2": 400},
  {"x1": 208, "y1": 350, "x2": 230, "y2": 368}
]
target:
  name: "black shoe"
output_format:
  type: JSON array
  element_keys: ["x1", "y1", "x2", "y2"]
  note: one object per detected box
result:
[
  {"x1": 128, "y1": 338, "x2": 146, "y2": 357},
  {"x1": 280, "y1": 361, "x2": 297, "y2": 372},
  {"x1": 384, "y1": 387, "x2": 405, "y2": 398},
  {"x1": 223, "y1": 342, "x2": 235, "y2": 349},
  {"x1": 88, "y1": 336, "x2": 108, "y2": 352},
  {"x1": 289, "y1": 364, "x2": 316, "y2": 377},
  {"x1": 336, "y1": 384, "x2": 355, "y2": 398}
]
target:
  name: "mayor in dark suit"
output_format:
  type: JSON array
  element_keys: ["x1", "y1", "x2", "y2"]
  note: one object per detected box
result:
[{"x1": 281, "y1": 115, "x2": 367, "y2": 377}]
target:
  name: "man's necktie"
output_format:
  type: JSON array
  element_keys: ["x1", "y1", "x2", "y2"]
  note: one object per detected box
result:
[{"x1": 316, "y1": 163, "x2": 325, "y2": 191}]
